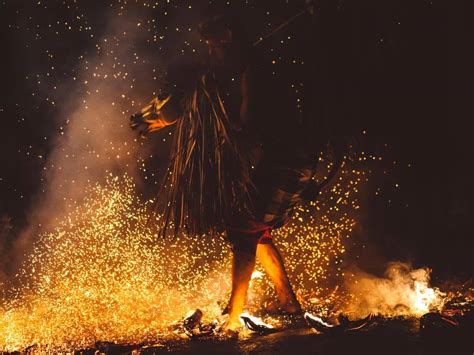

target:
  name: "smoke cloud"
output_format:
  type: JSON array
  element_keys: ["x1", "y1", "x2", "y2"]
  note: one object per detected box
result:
[
  {"x1": 343, "y1": 261, "x2": 445, "y2": 317},
  {"x1": 8, "y1": 9, "x2": 164, "y2": 280}
]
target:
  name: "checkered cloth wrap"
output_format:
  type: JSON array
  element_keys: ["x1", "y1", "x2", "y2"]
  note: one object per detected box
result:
[
  {"x1": 226, "y1": 159, "x2": 317, "y2": 249},
  {"x1": 253, "y1": 162, "x2": 316, "y2": 228}
]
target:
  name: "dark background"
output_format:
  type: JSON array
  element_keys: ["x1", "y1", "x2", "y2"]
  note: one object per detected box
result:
[{"x1": 0, "y1": 0, "x2": 472, "y2": 279}]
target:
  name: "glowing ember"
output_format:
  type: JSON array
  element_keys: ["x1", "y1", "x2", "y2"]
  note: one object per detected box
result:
[
  {"x1": 0, "y1": 154, "x2": 372, "y2": 351},
  {"x1": 0, "y1": 176, "x2": 229, "y2": 351}
]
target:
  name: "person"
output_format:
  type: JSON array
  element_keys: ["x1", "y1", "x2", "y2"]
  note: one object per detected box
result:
[{"x1": 130, "y1": 14, "x2": 325, "y2": 333}]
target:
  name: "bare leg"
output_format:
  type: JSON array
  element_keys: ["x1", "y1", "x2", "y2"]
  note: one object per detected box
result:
[
  {"x1": 256, "y1": 241, "x2": 301, "y2": 314},
  {"x1": 224, "y1": 244, "x2": 257, "y2": 331}
]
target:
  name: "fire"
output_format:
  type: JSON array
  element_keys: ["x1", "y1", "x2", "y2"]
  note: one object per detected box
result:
[
  {"x1": 0, "y1": 154, "x2": 371, "y2": 351},
  {"x1": 343, "y1": 262, "x2": 446, "y2": 318},
  {"x1": 412, "y1": 279, "x2": 444, "y2": 316}
]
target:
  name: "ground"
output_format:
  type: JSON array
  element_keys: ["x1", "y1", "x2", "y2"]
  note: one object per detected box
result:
[{"x1": 89, "y1": 316, "x2": 473, "y2": 355}]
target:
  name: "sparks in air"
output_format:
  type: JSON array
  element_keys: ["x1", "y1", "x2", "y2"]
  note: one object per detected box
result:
[
  {"x1": 0, "y1": 153, "x2": 372, "y2": 352},
  {"x1": 0, "y1": 153, "x2": 449, "y2": 352}
]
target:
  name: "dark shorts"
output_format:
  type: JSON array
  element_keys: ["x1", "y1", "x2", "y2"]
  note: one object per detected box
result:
[{"x1": 226, "y1": 160, "x2": 316, "y2": 250}]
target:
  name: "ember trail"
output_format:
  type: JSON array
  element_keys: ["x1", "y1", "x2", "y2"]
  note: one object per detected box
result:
[
  {"x1": 0, "y1": 158, "x2": 463, "y2": 351},
  {"x1": 0, "y1": 161, "x2": 359, "y2": 351}
]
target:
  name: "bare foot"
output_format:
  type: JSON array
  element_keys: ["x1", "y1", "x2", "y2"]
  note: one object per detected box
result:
[{"x1": 221, "y1": 318, "x2": 242, "y2": 337}]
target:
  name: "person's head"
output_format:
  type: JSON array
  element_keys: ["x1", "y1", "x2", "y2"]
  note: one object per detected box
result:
[{"x1": 199, "y1": 14, "x2": 251, "y2": 72}]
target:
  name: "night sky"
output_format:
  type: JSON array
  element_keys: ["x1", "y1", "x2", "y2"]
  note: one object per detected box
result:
[{"x1": 0, "y1": 0, "x2": 472, "y2": 279}]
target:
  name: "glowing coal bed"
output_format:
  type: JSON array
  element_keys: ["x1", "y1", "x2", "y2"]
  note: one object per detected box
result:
[{"x1": 0, "y1": 159, "x2": 472, "y2": 353}]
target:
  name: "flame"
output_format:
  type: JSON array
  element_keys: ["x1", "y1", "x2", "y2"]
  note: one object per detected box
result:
[
  {"x1": 343, "y1": 263, "x2": 446, "y2": 317},
  {"x1": 412, "y1": 280, "x2": 443, "y2": 315}
]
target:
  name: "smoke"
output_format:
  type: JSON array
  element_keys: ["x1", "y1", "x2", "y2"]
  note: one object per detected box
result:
[
  {"x1": 0, "y1": 216, "x2": 13, "y2": 286},
  {"x1": 1, "y1": 0, "x2": 224, "y2": 286},
  {"x1": 343, "y1": 261, "x2": 445, "y2": 317},
  {"x1": 9, "y1": 9, "x2": 164, "y2": 278}
]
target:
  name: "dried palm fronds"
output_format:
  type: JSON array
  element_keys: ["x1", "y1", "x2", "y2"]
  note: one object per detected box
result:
[
  {"x1": 129, "y1": 96, "x2": 175, "y2": 137},
  {"x1": 161, "y1": 73, "x2": 254, "y2": 237}
]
